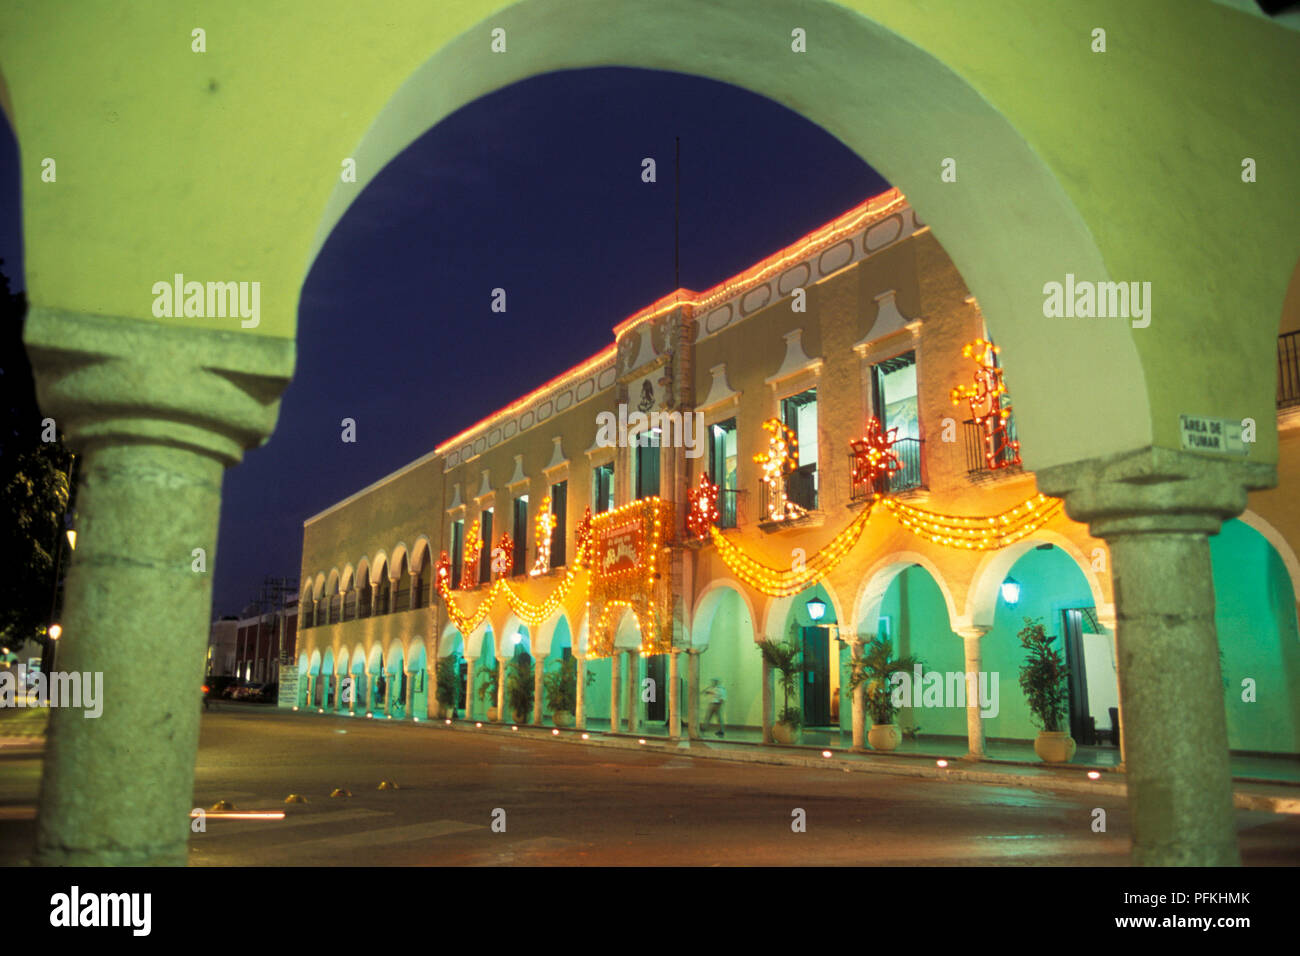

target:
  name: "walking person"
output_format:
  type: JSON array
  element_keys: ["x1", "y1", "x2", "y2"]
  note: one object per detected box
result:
[{"x1": 704, "y1": 677, "x2": 726, "y2": 737}]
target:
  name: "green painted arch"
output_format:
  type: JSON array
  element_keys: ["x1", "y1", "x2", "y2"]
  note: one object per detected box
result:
[{"x1": 4, "y1": 1, "x2": 1296, "y2": 468}]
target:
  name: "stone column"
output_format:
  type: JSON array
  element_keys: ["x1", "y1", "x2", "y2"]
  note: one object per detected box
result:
[
  {"x1": 465, "y1": 657, "x2": 476, "y2": 721},
  {"x1": 954, "y1": 626, "x2": 989, "y2": 759},
  {"x1": 626, "y1": 652, "x2": 640, "y2": 735},
  {"x1": 306, "y1": 674, "x2": 316, "y2": 709},
  {"x1": 25, "y1": 308, "x2": 291, "y2": 865},
  {"x1": 575, "y1": 654, "x2": 587, "y2": 730},
  {"x1": 669, "y1": 650, "x2": 681, "y2": 740},
  {"x1": 687, "y1": 648, "x2": 700, "y2": 740},
  {"x1": 609, "y1": 652, "x2": 622, "y2": 734},
  {"x1": 496, "y1": 656, "x2": 507, "y2": 721},
  {"x1": 1037, "y1": 447, "x2": 1274, "y2": 866},
  {"x1": 761, "y1": 649, "x2": 773, "y2": 744},
  {"x1": 532, "y1": 656, "x2": 544, "y2": 725},
  {"x1": 848, "y1": 638, "x2": 866, "y2": 752},
  {"x1": 404, "y1": 669, "x2": 415, "y2": 720},
  {"x1": 1096, "y1": 605, "x2": 1125, "y2": 766}
]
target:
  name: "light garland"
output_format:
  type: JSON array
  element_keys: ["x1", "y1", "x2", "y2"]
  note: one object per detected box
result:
[
  {"x1": 686, "y1": 473, "x2": 720, "y2": 541},
  {"x1": 710, "y1": 500, "x2": 876, "y2": 597},
  {"x1": 530, "y1": 495, "x2": 556, "y2": 576},
  {"x1": 883, "y1": 494, "x2": 1062, "y2": 550},
  {"x1": 950, "y1": 338, "x2": 1021, "y2": 470},
  {"x1": 754, "y1": 417, "x2": 804, "y2": 522}
]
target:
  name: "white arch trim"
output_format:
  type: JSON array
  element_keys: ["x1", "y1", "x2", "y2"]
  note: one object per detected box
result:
[
  {"x1": 852, "y1": 551, "x2": 959, "y2": 636},
  {"x1": 691, "y1": 578, "x2": 759, "y2": 649},
  {"x1": 963, "y1": 530, "x2": 1106, "y2": 630},
  {"x1": 1237, "y1": 510, "x2": 1300, "y2": 606}
]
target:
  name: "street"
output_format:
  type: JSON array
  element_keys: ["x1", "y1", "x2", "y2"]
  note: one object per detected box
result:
[{"x1": 5, "y1": 709, "x2": 1299, "y2": 866}]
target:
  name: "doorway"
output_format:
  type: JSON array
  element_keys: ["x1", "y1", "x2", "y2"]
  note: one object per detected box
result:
[{"x1": 800, "y1": 626, "x2": 831, "y2": 726}]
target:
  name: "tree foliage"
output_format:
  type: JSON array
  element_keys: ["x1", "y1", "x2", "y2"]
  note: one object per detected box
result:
[
  {"x1": 0, "y1": 260, "x2": 74, "y2": 651},
  {"x1": 1017, "y1": 617, "x2": 1069, "y2": 732}
]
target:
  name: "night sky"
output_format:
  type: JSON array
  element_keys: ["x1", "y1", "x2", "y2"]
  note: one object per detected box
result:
[{"x1": 2, "y1": 67, "x2": 887, "y2": 617}]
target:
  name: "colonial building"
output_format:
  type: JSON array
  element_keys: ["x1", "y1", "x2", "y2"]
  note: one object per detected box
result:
[{"x1": 298, "y1": 189, "x2": 1300, "y2": 759}]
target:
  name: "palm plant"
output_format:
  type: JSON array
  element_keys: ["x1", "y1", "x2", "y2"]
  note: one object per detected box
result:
[
  {"x1": 542, "y1": 656, "x2": 594, "y2": 714},
  {"x1": 846, "y1": 636, "x2": 920, "y2": 725},
  {"x1": 758, "y1": 637, "x2": 805, "y2": 728},
  {"x1": 435, "y1": 657, "x2": 460, "y2": 716},
  {"x1": 1017, "y1": 617, "x2": 1068, "y2": 732},
  {"x1": 476, "y1": 660, "x2": 500, "y2": 706},
  {"x1": 504, "y1": 655, "x2": 534, "y2": 720}
]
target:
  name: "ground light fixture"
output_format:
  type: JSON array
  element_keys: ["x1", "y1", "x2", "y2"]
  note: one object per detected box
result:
[
  {"x1": 822, "y1": 750, "x2": 832, "y2": 758},
  {"x1": 553, "y1": 729, "x2": 560, "y2": 736},
  {"x1": 937, "y1": 759, "x2": 949, "y2": 768},
  {"x1": 806, "y1": 596, "x2": 827, "y2": 622},
  {"x1": 66, "y1": 529, "x2": 76, "y2": 550},
  {"x1": 1000, "y1": 577, "x2": 1022, "y2": 606},
  {"x1": 475, "y1": 722, "x2": 482, "y2": 728},
  {"x1": 1088, "y1": 771, "x2": 1101, "y2": 780},
  {"x1": 581, "y1": 733, "x2": 589, "y2": 740}
]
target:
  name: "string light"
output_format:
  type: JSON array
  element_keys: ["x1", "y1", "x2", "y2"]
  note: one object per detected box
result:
[
  {"x1": 529, "y1": 495, "x2": 556, "y2": 576},
  {"x1": 850, "y1": 416, "x2": 901, "y2": 495},
  {"x1": 686, "y1": 473, "x2": 720, "y2": 541},
  {"x1": 460, "y1": 519, "x2": 482, "y2": 589},
  {"x1": 491, "y1": 532, "x2": 513, "y2": 579}
]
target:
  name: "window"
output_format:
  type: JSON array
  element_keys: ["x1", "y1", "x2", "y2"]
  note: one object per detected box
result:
[
  {"x1": 550, "y1": 480, "x2": 567, "y2": 568},
  {"x1": 779, "y1": 388, "x2": 818, "y2": 510},
  {"x1": 708, "y1": 418, "x2": 738, "y2": 529},
  {"x1": 635, "y1": 429, "x2": 661, "y2": 499},
  {"x1": 593, "y1": 463, "x2": 614, "y2": 514},
  {"x1": 512, "y1": 495, "x2": 528, "y2": 574},
  {"x1": 479, "y1": 508, "x2": 493, "y2": 584},
  {"x1": 870, "y1": 351, "x2": 923, "y2": 491},
  {"x1": 450, "y1": 519, "x2": 464, "y2": 590}
]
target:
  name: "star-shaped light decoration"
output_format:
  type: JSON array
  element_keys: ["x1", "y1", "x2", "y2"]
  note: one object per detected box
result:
[{"x1": 850, "y1": 416, "x2": 901, "y2": 495}]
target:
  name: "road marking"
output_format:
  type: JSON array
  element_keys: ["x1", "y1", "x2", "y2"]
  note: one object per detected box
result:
[
  {"x1": 237, "y1": 819, "x2": 485, "y2": 863},
  {"x1": 191, "y1": 807, "x2": 387, "y2": 838}
]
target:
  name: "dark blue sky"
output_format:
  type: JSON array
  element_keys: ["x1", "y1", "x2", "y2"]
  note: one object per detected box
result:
[{"x1": 2, "y1": 67, "x2": 887, "y2": 616}]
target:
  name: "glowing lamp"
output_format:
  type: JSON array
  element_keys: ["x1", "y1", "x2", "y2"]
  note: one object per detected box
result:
[
  {"x1": 1000, "y1": 578, "x2": 1021, "y2": 606},
  {"x1": 66, "y1": 529, "x2": 76, "y2": 550},
  {"x1": 48, "y1": 623, "x2": 62, "y2": 640},
  {"x1": 1088, "y1": 771, "x2": 1101, "y2": 780},
  {"x1": 806, "y1": 597, "x2": 827, "y2": 622}
]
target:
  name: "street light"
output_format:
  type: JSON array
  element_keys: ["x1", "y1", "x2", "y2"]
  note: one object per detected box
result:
[
  {"x1": 65, "y1": 529, "x2": 76, "y2": 551},
  {"x1": 48, "y1": 623, "x2": 62, "y2": 641},
  {"x1": 1001, "y1": 578, "x2": 1022, "y2": 606}
]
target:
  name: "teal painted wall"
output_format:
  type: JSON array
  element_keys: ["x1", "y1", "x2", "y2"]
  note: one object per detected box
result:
[
  {"x1": 1210, "y1": 520, "x2": 1300, "y2": 755},
  {"x1": 699, "y1": 589, "x2": 762, "y2": 728}
]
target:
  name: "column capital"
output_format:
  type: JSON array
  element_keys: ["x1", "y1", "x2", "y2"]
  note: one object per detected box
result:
[
  {"x1": 1035, "y1": 446, "x2": 1275, "y2": 538},
  {"x1": 953, "y1": 625, "x2": 990, "y2": 641},
  {"x1": 25, "y1": 308, "x2": 293, "y2": 464}
]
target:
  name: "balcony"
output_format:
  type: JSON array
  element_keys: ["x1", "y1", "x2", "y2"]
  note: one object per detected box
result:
[
  {"x1": 717, "y1": 487, "x2": 743, "y2": 530},
  {"x1": 758, "y1": 464, "x2": 818, "y2": 521},
  {"x1": 963, "y1": 417, "x2": 1022, "y2": 478},
  {"x1": 1280, "y1": 331, "x2": 1300, "y2": 409},
  {"x1": 849, "y1": 437, "x2": 924, "y2": 502}
]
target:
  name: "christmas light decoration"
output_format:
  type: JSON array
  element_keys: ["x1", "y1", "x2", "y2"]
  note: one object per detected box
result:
[
  {"x1": 530, "y1": 495, "x2": 556, "y2": 576},
  {"x1": 710, "y1": 501, "x2": 876, "y2": 597},
  {"x1": 882, "y1": 493, "x2": 1062, "y2": 550},
  {"x1": 586, "y1": 498, "x2": 674, "y2": 657},
  {"x1": 686, "y1": 473, "x2": 720, "y2": 541},
  {"x1": 491, "y1": 533, "x2": 513, "y2": 579},
  {"x1": 754, "y1": 417, "x2": 804, "y2": 521},
  {"x1": 460, "y1": 519, "x2": 482, "y2": 590},
  {"x1": 850, "y1": 417, "x2": 901, "y2": 495},
  {"x1": 950, "y1": 338, "x2": 1021, "y2": 470}
]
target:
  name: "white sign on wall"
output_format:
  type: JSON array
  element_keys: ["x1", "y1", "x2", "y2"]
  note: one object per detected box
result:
[
  {"x1": 1178, "y1": 415, "x2": 1245, "y2": 455},
  {"x1": 278, "y1": 669, "x2": 300, "y2": 708}
]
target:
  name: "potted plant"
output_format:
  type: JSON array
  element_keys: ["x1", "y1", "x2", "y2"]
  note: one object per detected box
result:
[
  {"x1": 435, "y1": 657, "x2": 460, "y2": 719},
  {"x1": 1017, "y1": 617, "x2": 1074, "y2": 763},
  {"x1": 758, "y1": 638, "x2": 805, "y2": 744},
  {"x1": 543, "y1": 656, "x2": 594, "y2": 728},
  {"x1": 504, "y1": 655, "x2": 535, "y2": 724},
  {"x1": 477, "y1": 662, "x2": 501, "y2": 721},
  {"x1": 846, "y1": 636, "x2": 920, "y2": 752}
]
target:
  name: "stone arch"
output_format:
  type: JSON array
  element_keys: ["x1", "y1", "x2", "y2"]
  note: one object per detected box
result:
[
  {"x1": 1238, "y1": 509, "x2": 1300, "y2": 609},
  {"x1": 762, "y1": 580, "x2": 848, "y2": 641},
  {"x1": 340, "y1": 563, "x2": 355, "y2": 593},
  {"x1": 533, "y1": 610, "x2": 573, "y2": 659},
  {"x1": 389, "y1": 542, "x2": 410, "y2": 579},
  {"x1": 853, "y1": 552, "x2": 960, "y2": 636},
  {"x1": 410, "y1": 536, "x2": 433, "y2": 574},
  {"x1": 370, "y1": 551, "x2": 389, "y2": 585},
  {"x1": 964, "y1": 531, "x2": 1107, "y2": 631},
  {"x1": 692, "y1": 578, "x2": 759, "y2": 649},
  {"x1": 312, "y1": 573, "x2": 326, "y2": 601},
  {"x1": 308, "y1": 0, "x2": 1152, "y2": 472}
]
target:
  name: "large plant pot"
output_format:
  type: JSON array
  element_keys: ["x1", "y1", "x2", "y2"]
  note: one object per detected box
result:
[
  {"x1": 1034, "y1": 731, "x2": 1076, "y2": 763},
  {"x1": 442, "y1": 706, "x2": 457, "y2": 720},
  {"x1": 868, "y1": 723, "x2": 901, "y2": 752},
  {"x1": 553, "y1": 711, "x2": 574, "y2": 728},
  {"x1": 486, "y1": 707, "x2": 499, "y2": 722},
  {"x1": 772, "y1": 721, "x2": 799, "y2": 745}
]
